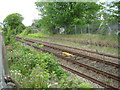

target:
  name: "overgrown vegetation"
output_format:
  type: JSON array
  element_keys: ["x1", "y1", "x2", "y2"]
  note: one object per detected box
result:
[
  {"x1": 34, "y1": 2, "x2": 100, "y2": 34},
  {"x1": 19, "y1": 31, "x2": 48, "y2": 38},
  {"x1": 19, "y1": 33, "x2": 118, "y2": 55},
  {"x1": 2, "y1": 13, "x2": 25, "y2": 44},
  {"x1": 8, "y1": 41, "x2": 92, "y2": 88},
  {"x1": 27, "y1": 33, "x2": 48, "y2": 38},
  {"x1": 1, "y1": 1, "x2": 118, "y2": 88},
  {"x1": 51, "y1": 34, "x2": 118, "y2": 44},
  {"x1": 33, "y1": 1, "x2": 118, "y2": 35}
]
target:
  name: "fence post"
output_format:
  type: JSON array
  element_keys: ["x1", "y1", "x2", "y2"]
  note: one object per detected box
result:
[
  {"x1": 75, "y1": 25, "x2": 77, "y2": 35},
  {"x1": 88, "y1": 24, "x2": 90, "y2": 33}
]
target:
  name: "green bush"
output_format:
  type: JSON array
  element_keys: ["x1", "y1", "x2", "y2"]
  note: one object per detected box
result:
[{"x1": 20, "y1": 27, "x2": 31, "y2": 35}]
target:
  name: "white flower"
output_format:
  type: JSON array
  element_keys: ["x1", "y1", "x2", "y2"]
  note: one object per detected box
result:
[
  {"x1": 54, "y1": 83, "x2": 58, "y2": 85},
  {"x1": 52, "y1": 71, "x2": 55, "y2": 73},
  {"x1": 48, "y1": 84, "x2": 52, "y2": 87}
]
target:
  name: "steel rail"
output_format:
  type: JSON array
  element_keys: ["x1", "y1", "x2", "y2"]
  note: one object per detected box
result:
[
  {"x1": 16, "y1": 38, "x2": 120, "y2": 89},
  {"x1": 16, "y1": 37, "x2": 120, "y2": 81},
  {"x1": 60, "y1": 64, "x2": 119, "y2": 90},
  {"x1": 16, "y1": 36, "x2": 120, "y2": 59},
  {"x1": 45, "y1": 37, "x2": 120, "y2": 58},
  {"x1": 16, "y1": 37, "x2": 119, "y2": 68}
]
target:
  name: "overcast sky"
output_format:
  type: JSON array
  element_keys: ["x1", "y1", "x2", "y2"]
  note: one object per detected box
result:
[
  {"x1": 0, "y1": 0, "x2": 118, "y2": 26},
  {"x1": 0, "y1": 0, "x2": 39, "y2": 26}
]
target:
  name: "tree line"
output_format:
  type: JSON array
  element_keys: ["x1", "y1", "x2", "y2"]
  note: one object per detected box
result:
[
  {"x1": 0, "y1": 1, "x2": 119, "y2": 44},
  {"x1": 33, "y1": 1, "x2": 118, "y2": 34}
]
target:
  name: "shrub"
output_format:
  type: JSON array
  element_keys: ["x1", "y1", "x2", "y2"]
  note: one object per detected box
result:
[{"x1": 20, "y1": 27, "x2": 31, "y2": 35}]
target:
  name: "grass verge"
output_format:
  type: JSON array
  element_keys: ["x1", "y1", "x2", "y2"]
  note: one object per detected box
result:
[
  {"x1": 7, "y1": 40, "x2": 92, "y2": 88},
  {"x1": 18, "y1": 33, "x2": 118, "y2": 55}
]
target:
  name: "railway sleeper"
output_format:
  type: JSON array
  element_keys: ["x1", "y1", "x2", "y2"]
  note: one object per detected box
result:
[
  {"x1": 16, "y1": 37, "x2": 120, "y2": 77},
  {"x1": 105, "y1": 67, "x2": 115, "y2": 73},
  {"x1": 95, "y1": 64, "x2": 105, "y2": 69},
  {"x1": 17, "y1": 38, "x2": 120, "y2": 87}
]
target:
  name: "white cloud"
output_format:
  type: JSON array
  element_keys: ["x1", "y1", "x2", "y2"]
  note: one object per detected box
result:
[{"x1": 0, "y1": 0, "x2": 39, "y2": 26}]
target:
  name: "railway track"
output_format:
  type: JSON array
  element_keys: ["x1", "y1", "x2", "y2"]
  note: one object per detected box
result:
[
  {"x1": 45, "y1": 37, "x2": 119, "y2": 49},
  {"x1": 16, "y1": 37, "x2": 119, "y2": 65},
  {"x1": 16, "y1": 36, "x2": 120, "y2": 89},
  {"x1": 41, "y1": 37, "x2": 119, "y2": 60}
]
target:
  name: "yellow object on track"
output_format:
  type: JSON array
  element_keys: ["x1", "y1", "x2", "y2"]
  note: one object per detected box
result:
[{"x1": 62, "y1": 52, "x2": 72, "y2": 57}]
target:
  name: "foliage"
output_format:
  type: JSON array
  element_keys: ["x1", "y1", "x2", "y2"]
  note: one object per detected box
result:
[
  {"x1": 36, "y1": 34, "x2": 118, "y2": 55},
  {"x1": 15, "y1": 23, "x2": 26, "y2": 34},
  {"x1": 20, "y1": 27, "x2": 31, "y2": 35},
  {"x1": 28, "y1": 33, "x2": 48, "y2": 38},
  {"x1": 38, "y1": 44, "x2": 44, "y2": 48},
  {"x1": 4, "y1": 26, "x2": 15, "y2": 44},
  {"x1": 19, "y1": 29, "x2": 49, "y2": 38},
  {"x1": 34, "y1": 1, "x2": 118, "y2": 35},
  {"x1": 97, "y1": 1, "x2": 118, "y2": 35},
  {"x1": 8, "y1": 41, "x2": 92, "y2": 88},
  {"x1": 98, "y1": 22, "x2": 107, "y2": 35},
  {"x1": 3, "y1": 13, "x2": 24, "y2": 30},
  {"x1": 9, "y1": 41, "x2": 65, "y2": 87},
  {"x1": 51, "y1": 34, "x2": 118, "y2": 43},
  {"x1": 35, "y1": 2, "x2": 101, "y2": 34},
  {"x1": 105, "y1": 1, "x2": 119, "y2": 22},
  {"x1": 32, "y1": 19, "x2": 41, "y2": 28},
  {"x1": 2, "y1": 13, "x2": 25, "y2": 44},
  {"x1": 104, "y1": 80, "x2": 109, "y2": 83}
]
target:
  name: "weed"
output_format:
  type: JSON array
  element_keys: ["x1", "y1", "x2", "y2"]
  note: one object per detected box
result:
[
  {"x1": 38, "y1": 44, "x2": 44, "y2": 48},
  {"x1": 8, "y1": 41, "x2": 92, "y2": 88},
  {"x1": 104, "y1": 80, "x2": 109, "y2": 83}
]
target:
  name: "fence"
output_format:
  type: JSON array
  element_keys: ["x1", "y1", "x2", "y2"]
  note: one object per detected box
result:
[{"x1": 56, "y1": 22, "x2": 118, "y2": 35}]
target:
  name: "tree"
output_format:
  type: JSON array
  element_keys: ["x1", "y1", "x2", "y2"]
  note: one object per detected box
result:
[
  {"x1": 100, "y1": 1, "x2": 118, "y2": 22},
  {"x1": 3, "y1": 13, "x2": 24, "y2": 29},
  {"x1": 3, "y1": 13, "x2": 25, "y2": 44},
  {"x1": 97, "y1": 1, "x2": 119, "y2": 35},
  {"x1": 35, "y1": 2, "x2": 100, "y2": 34},
  {"x1": 32, "y1": 19, "x2": 41, "y2": 27},
  {"x1": 3, "y1": 13, "x2": 25, "y2": 35}
]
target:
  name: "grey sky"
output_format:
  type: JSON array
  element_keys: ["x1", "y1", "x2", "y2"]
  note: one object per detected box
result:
[{"x1": 0, "y1": 0, "x2": 39, "y2": 26}]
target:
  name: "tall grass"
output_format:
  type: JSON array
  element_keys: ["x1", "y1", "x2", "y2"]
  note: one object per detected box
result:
[{"x1": 51, "y1": 34, "x2": 118, "y2": 44}]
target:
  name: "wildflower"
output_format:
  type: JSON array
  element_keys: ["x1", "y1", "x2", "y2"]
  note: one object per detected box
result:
[
  {"x1": 48, "y1": 84, "x2": 52, "y2": 87},
  {"x1": 54, "y1": 83, "x2": 58, "y2": 85}
]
